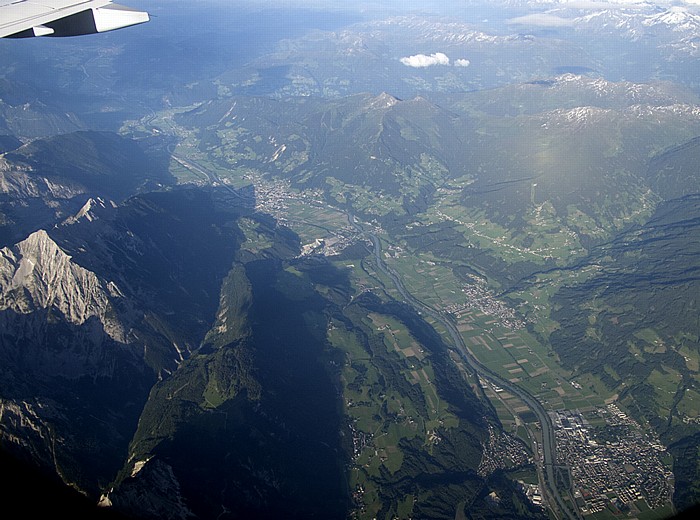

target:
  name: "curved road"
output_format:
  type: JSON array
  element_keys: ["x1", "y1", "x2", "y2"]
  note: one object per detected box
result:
[
  {"x1": 167, "y1": 154, "x2": 579, "y2": 518},
  {"x1": 351, "y1": 215, "x2": 580, "y2": 520}
]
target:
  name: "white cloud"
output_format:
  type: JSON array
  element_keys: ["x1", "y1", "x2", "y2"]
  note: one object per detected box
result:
[
  {"x1": 454, "y1": 58, "x2": 471, "y2": 67},
  {"x1": 507, "y1": 13, "x2": 576, "y2": 26},
  {"x1": 400, "y1": 52, "x2": 450, "y2": 67}
]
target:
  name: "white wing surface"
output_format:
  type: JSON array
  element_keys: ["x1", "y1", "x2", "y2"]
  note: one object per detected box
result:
[{"x1": 0, "y1": 0, "x2": 149, "y2": 38}]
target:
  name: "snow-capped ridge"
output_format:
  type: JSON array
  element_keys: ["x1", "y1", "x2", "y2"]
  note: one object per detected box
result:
[
  {"x1": 368, "y1": 16, "x2": 507, "y2": 45},
  {"x1": 629, "y1": 103, "x2": 700, "y2": 118},
  {"x1": 539, "y1": 102, "x2": 700, "y2": 130},
  {"x1": 540, "y1": 106, "x2": 613, "y2": 129},
  {"x1": 544, "y1": 74, "x2": 692, "y2": 106},
  {"x1": 643, "y1": 6, "x2": 700, "y2": 31}
]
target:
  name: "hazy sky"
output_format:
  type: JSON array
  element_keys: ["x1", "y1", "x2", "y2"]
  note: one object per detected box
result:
[
  {"x1": 129, "y1": 0, "x2": 700, "y2": 21},
  {"x1": 229, "y1": 0, "x2": 700, "y2": 9}
]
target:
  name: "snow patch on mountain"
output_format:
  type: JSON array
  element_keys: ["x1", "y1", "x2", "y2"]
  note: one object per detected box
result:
[
  {"x1": 629, "y1": 103, "x2": 700, "y2": 117},
  {"x1": 540, "y1": 106, "x2": 613, "y2": 129},
  {"x1": 368, "y1": 16, "x2": 513, "y2": 45},
  {"x1": 549, "y1": 74, "x2": 690, "y2": 103},
  {"x1": 503, "y1": 1, "x2": 700, "y2": 52},
  {"x1": 539, "y1": 101, "x2": 700, "y2": 130}
]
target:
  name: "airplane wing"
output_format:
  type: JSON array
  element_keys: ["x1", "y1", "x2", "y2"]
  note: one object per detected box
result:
[{"x1": 0, "y1": 0, "x2": 149, "y2": 38}]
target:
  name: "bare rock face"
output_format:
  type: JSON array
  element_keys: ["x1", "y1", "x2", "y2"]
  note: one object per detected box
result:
[
  {"x1": 103, "y1": 459, "x2": 193, "y2": 520},
  {"x1": 0, "y1": 157, "x2": 87, "y2": 200},
  {"x1": 0, "y1": 231, "x2": 155, "y2": 499},
  {"x1": 0, "y1": 187, "x2": 249, "y2": 506},
  {"x1": 62, "y1": 197, "x2": 117, "y2": 226},
  {"x1": 0, "y1": 130, "x2": 173, "y2": 249},
  {"x1": 0, "y1": 158, "x2": 89, "y2": 247},
  {"x1": 0, "y1": 229, "x2": 130, "y2": 379},
  {"x1": 1, "y1": 229, "x2": 122, "y2": 329}
]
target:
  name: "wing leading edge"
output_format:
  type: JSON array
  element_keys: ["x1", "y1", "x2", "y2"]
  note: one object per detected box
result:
[{"x1": 0, "y1": 1, "x2": 149, "y2": 38}]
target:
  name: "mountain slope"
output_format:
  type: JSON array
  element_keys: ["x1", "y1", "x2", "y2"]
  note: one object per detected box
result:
[
  {"x1": 0, "y1": 229, "x2": 154, "y2": 497},
  {"x1": 542, "y1": 195, "x2": 700, "y2": 512},
  {"x1": 0, "y1": 131, "x2": 173, "y2": 247},
  {"x1": 3, "y1": 131, "x2": 170, "y2": 200},
  {"x1": 178, "y1": 93, "x2": 467, "y2": 215},
  {"x1": 0, "y1": 187, "x2": 250, "y2": 500}
]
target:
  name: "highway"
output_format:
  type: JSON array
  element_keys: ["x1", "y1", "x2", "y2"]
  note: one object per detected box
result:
[
  {"x1": 350, "y1": 214, "x2": 580, "y2": 520},
  {"x1": 165, "y1": 153, "x2": 580, "y2": 518}
]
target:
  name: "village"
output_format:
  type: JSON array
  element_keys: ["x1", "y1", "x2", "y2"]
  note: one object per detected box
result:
[{"x1": 445, "y1": 283, "x2": 527, "y2": 331}]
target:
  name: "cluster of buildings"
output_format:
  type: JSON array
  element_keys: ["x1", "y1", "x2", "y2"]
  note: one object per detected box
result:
[
  {"x1": 247, "y1": 175, "x2": 309, "y2": 221},
  {"x1": 348, "y1": 419, "x2": 373, "y2": 461},
  {"x1": 478, "y1": 424, "x2": 545, "y2": 511},
  {"x1": 237, "y1": 174, "x2": 369, "y2": 257},
  {"x1": 298, "y1": 228, "x2": 363, "y2": 258},
  {"x1": 445, "y1": 283, "x2": 526, "y2": 330},
  {"x1": 518, "y1": 481, "x2": 544, "y2": 509},
  {"x1": 478, "y1": 424, "x2": 533, "y2": 477},
  {"x1": 552, "y1": 405, "x2": 673, "y2": 515}
]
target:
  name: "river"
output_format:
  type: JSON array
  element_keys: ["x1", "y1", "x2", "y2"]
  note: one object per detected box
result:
[{"x1": 349, "y1": 213, "x2": 580, "y2": 520}]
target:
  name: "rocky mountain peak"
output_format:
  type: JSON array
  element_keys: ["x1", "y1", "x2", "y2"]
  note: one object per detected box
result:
[
  {"x1": 369, "y1": 92, "x2": 400, "y2": 109},
  {"x1": 62, "y1": 197, "x2": 117, "y2": 225},
  {"x1": 645, "y1": 5, "x2": 700, "y2": 31},
  {"x1": 0, "y1": 230, "x2": 125, "y2": 341}
]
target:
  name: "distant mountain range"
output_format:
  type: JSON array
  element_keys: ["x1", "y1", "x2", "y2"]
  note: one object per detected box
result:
[
  {"x1": 0, "y1": 131, "x2": 172, "y2": 247},
  {"x1": 177, "y1": 74, "x2": 700, "y2": 245}
]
